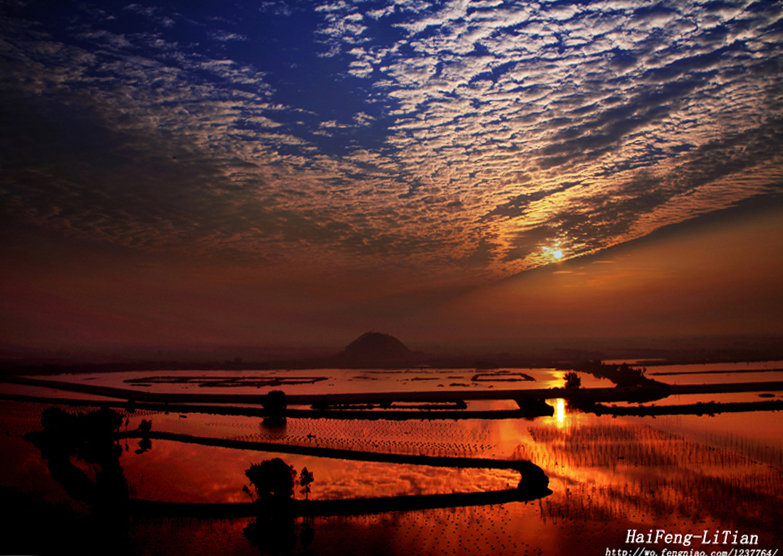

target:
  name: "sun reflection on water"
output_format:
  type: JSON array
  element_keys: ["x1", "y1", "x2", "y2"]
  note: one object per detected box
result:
[{"x1": 553, "y1": 398, "x2": 567, "y2": 429}]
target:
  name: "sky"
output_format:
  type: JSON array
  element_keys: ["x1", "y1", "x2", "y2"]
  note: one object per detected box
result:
[{"x1": 1, "y1": 0, "x2": 782, "y2": 359}]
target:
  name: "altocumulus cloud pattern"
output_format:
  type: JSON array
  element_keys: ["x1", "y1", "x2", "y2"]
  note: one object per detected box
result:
[{"x1": 1, "y1": 0, "x2": 782, "y2": 278}]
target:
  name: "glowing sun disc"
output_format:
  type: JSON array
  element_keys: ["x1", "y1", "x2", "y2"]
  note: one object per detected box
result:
[{"x1": 552, "y1": 250, "x2": 563, "y2": 259}]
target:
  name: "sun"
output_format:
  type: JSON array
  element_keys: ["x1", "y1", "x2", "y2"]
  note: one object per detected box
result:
[{"x1": 552, "y1": 249, "x2": 563, "y2": 260}]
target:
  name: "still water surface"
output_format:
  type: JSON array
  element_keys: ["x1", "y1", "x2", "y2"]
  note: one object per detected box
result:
[{"x1": 1, "y1": 364, "x2": 781, "y2": 555}]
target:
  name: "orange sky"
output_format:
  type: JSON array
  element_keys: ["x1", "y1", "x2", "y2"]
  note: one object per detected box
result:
[
  {"x1": 2, "y1": 202, "x2": 781, "y2": 360},
  {"x1": 425, "y1": 203, "x2": 783, "y2": 348}
]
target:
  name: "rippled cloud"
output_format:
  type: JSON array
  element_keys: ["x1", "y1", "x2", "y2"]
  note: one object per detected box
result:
[{"x1": 1, "y1": 0, "x2": 781, "y2": 281}]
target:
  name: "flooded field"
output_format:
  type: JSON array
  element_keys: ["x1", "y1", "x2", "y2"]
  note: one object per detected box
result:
[
  {"x1": 0, "y1": 364, "x2": 781, "y2": 555},
  {"x1": 35, "y1": 367, "x2": 616, "y2": 396},
  {"x1": 644, "y1": 361, "x2": 783, "y2": 385}
]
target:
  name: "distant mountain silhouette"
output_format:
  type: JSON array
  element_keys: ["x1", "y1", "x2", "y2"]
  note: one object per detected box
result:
[{"x1": 338, "y1": 332, "x2": 415, "y2": 365}]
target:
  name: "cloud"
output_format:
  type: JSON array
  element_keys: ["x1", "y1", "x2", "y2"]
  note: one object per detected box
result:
[{"x1": 0, "y1": 0, "x2": 781, "y2": 284}]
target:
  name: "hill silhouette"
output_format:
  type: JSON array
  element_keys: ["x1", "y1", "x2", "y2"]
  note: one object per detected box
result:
[{"x1": 338, "y1": 332, "x2": 415, "y2": 365}]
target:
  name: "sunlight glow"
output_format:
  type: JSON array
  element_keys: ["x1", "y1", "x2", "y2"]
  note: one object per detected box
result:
[
  {"x1": 552, "y1": 250, "x2": 563, "y2": 260},
  {"x1": 554, "y1": 398, "x2": 566, "y2": 428}
]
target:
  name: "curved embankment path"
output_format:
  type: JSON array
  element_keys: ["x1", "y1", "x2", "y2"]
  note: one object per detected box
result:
[{"x1": 119, "y1": 429, "x2": 552, "y2": 517}]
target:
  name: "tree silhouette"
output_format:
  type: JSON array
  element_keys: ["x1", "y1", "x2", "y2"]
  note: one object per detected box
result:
[
  {"x1": 262, "y1": 390, "x2": 287, "y2": 426},
  {"x1": 138, "y1": 419, "x2": 152, "y2": 434},
  {"x1": 243, "y1": 460, "x2": 316, "y2": 552},
  {"x1": 299, "y1": 467, "x2": 314, "y2": 500},
  {"x1": 245, "y1": 458, "x2": 296, "y2": 502},
  {"x1": 564, "y1": 371, "x2": 582, "y2": 390},
  {"x1": 26, "y1": 407, "x2": 129, "y2": 507}
]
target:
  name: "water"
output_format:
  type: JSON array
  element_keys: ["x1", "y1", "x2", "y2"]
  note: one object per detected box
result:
[
  {"x1": 36, "y1": 366, "x2": 615, "y2": 396},
  {"x1": 644, "y1": 361, "x2": 783, "y2": 386},
  {"x1": 1, "y1": 363, "x2": 781, "y2": 555}
]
